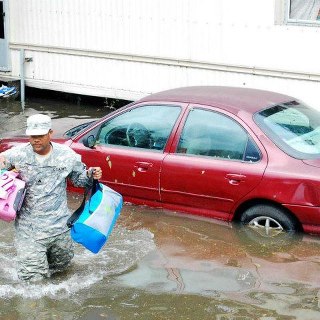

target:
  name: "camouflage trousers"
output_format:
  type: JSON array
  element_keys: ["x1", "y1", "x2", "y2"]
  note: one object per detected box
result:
[{"x1": 15, "y1": 231, "x2": 74, "y2": 281}]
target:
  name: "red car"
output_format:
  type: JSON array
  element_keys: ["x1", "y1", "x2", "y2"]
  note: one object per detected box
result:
[{"x1": 1, "y1": 86, "x2": 320, "y2": 236}]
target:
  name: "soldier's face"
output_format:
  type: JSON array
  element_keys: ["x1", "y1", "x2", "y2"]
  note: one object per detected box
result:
[{"x1": 29, "y1": 130, "x2": 52, "y2": 155}]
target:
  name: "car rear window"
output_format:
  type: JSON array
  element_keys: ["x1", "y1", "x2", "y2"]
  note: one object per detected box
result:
[{"x1": 254, "y1": 101, "x2": 320, "y2": 159}]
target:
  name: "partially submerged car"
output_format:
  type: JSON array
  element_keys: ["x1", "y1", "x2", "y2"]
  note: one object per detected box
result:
[{"x1": 1, "y1": 86, "x2": 320, "y2": 236}]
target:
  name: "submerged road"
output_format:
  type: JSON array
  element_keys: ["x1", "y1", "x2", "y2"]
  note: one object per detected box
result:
[{"x1": 1, "y1": 96, "x2": 320, "y2": 319}]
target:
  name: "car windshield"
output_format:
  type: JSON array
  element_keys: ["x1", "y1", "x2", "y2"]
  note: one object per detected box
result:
[
  {"x1": 254, "y1": 101, "x2": 320, "y2": 159},
  {"x1": 63, "y1": 121, "x2": 95, "y2": 138}
]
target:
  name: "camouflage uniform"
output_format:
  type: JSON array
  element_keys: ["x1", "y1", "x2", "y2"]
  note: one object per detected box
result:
[{"x1": 1, "y1": 142, "x2": 91, "y2": 281}]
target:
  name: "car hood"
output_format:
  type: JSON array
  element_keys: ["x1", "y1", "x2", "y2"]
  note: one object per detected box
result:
[{"x1": 302, "y1": 159, "x2": 320, "y2": 168}]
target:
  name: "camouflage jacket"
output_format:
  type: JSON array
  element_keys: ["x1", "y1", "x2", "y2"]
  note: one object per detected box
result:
[{"x1": 1, "y1": 142, "x2": 90, "y2": 240}]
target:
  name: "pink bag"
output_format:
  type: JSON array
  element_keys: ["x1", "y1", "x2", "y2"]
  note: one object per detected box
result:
[{"x1": 0, "y1": 171, "x2": 26, "y2": 222}]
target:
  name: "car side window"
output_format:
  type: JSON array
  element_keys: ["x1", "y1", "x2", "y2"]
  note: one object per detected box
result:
[
  {"x1": 96, "y1": 105, "x2": 181, "y2": 151},
  {"x1": 177, "y1": 108, "x2": 261, "y2": 162}
]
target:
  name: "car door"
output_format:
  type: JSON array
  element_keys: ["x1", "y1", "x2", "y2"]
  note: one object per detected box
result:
[
  {"x1": 71, "y1": 104, "x2": 183, "y2": 203},
  {"x1": 160, "y1": 106, "x2": 268, "y2": 220}
]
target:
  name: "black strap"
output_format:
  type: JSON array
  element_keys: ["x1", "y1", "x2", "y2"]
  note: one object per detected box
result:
[{"x1": 67, "y1": 178, "x2": 97, "y2": 228}]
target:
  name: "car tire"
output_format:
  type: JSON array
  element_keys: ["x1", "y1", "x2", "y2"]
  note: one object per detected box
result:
[
  {"x1": 240, "y1": 204, "x2": 298, "y2": 234},
  {"x1": 235, "y1": 222, "x2": 302, "y2": 252}
]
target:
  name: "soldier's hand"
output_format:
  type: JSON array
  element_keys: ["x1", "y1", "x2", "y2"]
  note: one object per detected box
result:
[
  {"x1": 88, "y1": 167, "x2": 102, "y2": 180},
  {"x1": 0, "y1": 155, "x2": 7, "y2": 169}
]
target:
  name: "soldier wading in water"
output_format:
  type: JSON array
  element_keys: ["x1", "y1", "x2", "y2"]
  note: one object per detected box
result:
[{"x1": 0, "y1": 114, "x2": 102, "y2": 281}]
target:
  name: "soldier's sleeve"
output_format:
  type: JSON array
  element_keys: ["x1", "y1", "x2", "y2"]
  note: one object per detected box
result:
[
  {"x1": 0, "y1": 148, "x2": 16, "y2": 170},
  {"x1": 68, "y1": 152, "x2": 91, "y2": 187}
]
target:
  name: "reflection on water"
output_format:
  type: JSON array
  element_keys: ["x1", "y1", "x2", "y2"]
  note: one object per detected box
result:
[
  {"x1": 116, "y1": 206, "x2": 320, "y2": 319},
  {"x1": 1, "y1": 96, "x2": 320, "y2": 319}
]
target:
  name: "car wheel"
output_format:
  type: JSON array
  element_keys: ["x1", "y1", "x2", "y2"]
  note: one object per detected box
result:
[
  {"x1": 235, "y1": 222, "x2": 302, "y2": 252},
  {"x1": 240, "y1": 204, "x2": 298, "y2": 237}
]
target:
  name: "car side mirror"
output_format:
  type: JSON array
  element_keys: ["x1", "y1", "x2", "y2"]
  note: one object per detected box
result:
[{"x1": 83, "y1": 135, "x2": 96, "y2": 148}]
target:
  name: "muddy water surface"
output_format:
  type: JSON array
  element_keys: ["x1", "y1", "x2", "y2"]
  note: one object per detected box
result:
[{"x1": 1, "y1": 96, "x2": 320, "y2": 320}]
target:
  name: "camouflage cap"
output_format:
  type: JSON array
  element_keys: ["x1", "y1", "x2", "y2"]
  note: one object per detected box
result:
[{"x1": 26, "y1": 114, "x2": 52, "y2": 136}]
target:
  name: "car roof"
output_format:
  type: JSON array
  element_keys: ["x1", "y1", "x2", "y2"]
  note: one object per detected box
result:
[{"x1": 138, "y1": 86, "x2": 295, "y2": 114}]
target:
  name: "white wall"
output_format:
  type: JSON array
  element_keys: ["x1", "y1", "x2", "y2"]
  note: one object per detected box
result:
[{"x1": 4, "y1": 0, "x2": 320, "y2": 107}]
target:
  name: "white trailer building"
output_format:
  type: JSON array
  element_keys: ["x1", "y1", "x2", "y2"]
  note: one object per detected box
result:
[{"x1": 0, "y1": 0, "x2": 319, "y2": 106}]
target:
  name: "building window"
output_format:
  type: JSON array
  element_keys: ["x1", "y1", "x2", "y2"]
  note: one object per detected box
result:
[{"x1": 286, "y1": 0, "x2": 320, "y2": 26}]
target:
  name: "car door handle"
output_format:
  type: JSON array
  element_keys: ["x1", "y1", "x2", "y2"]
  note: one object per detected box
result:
[
  {"x1": 134, "y1": 162, "x2": 153, "y2": 172},
  {"x1": 225, "y1": 173, "x2": 246, "y2": 185}
]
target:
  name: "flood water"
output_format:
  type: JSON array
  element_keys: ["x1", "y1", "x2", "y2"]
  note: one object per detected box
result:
[{"x1": 1, "y1": 94, "x2": 320, "y2": 320}]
